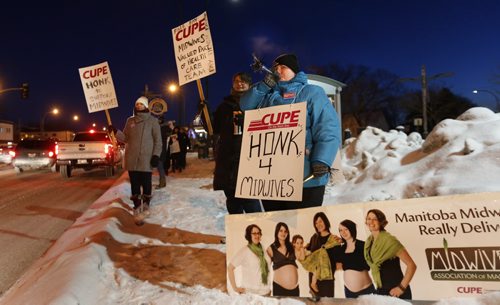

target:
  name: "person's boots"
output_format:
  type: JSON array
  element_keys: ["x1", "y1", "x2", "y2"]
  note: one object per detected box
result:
[
  {"x1": 155, "y1": 176, "x2": 166, "y2": 189},
  {"x1": 142, "y1": 195, "x2": 152, "y2": 215},
  {"x1": 130, "y1": 195, "x2": 142, "y2": 215}
]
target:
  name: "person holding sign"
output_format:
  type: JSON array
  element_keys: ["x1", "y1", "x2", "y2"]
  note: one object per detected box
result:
[
  {"x1": 266, "y1": 222, "x2": 300, "y2": 296},
  {"x1": 364, "y1": 209, "x2": 416, "y2": 299},
  {"x1": 227, "y1": 224, "x2": 271, "y2": 296},
  {"x1": 240, "y1": 53, "x2": 341, "y2": 211},
  {"x1": 213, "y1": 72, "x2": 262, "y2": 214},
  {"x1": 110, "y1": 96, "x2": 162, "y2": 214},
  {"x1": 302, "y1": 212, "x2": 341, "y2": 298}
]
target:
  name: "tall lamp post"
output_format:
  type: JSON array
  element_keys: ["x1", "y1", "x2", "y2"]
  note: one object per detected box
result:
[
  {"x1": 168, "y1": 83, "x2": 185, "y2": 126},
  {"x1": 41, "y1": 108, "x2": 59, "y2": 133},
  {"x1": 472, "y1": 89, "x2": 500, "y2": 112}
]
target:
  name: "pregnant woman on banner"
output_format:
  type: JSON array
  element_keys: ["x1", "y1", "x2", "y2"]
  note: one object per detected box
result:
[{"x1": 266, "y1": 222, "x2": 300, "y2": 296}]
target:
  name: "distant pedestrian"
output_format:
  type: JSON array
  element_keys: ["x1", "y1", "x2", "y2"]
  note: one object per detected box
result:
[
  {"x1": 155, "y1": 116, "x2": 171, "y2": 189},
  {"x1": 169, "y1": 133, "x2": 181, "y2": 173}
]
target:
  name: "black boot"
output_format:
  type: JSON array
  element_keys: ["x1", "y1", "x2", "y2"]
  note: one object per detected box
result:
[
  {"x1": 142, "y1": 195, "x2": 152, "y2": 215},
  {"x1": 155, "y1": 176, "x2": 166, "y2": 189},
  {"x1": 130, "y1": 195, "x2": 141, "y2": 209}
]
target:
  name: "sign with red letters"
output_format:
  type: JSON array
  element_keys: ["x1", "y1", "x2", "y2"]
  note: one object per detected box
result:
[
  {"x1": 236, "y1": 103, "x2": 306, "y2": 201},
  {"x1": 172, "y1": 11, "x2": 216, "y2": 86},
  {"x1": 78, "y1": 61, "x2": 118, "y2": 113}
]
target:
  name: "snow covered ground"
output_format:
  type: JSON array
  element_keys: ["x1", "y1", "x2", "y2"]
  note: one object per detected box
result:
[{"x1": 0, "y1": 107, "x2": 499, "y2": 305}]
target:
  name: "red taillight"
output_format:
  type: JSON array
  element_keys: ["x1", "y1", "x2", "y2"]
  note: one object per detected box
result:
[
  {"x1": 104, "y1": 144, "x2": 113, "y2": 154},
  {"x1": 55, "y1": 144, "x2": 59, "y2": 155},
  {"x1": 48, "y1": 151, "x2": 54, "y2": 157},
  {"x1": 9, "y1": 151, "x2": 16, "y2": 158}
]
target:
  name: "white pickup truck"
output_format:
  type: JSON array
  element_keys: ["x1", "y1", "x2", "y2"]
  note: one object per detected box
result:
[{"x1": 56, "y1": 131, "x2": 122, "y2": 178}]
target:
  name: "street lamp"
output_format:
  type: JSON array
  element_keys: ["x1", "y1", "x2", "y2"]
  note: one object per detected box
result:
[
  {"x1": 168, "y1": 83, "x2": 185, "y2": 126},
  {"x1": 73, "y1": 115, "x2": 79, "y2": 121},
  {"x1": 40, "y1": 108, "x2": 59, "y2": 133},
  {"x1": 472, "y1": 89, "x2": 500, "y2": 112}
]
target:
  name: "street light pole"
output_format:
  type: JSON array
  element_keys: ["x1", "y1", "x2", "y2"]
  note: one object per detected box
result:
[
  {"x1": 472, "y1": 89, "x2": 500, "y2": 112},
  {"x1": 400, "y1": 65, "x2": 454, "y2": 137},
  {"x1": 168, "y1": 83, "x2": 185, "y2": 126},
  {"x1": 40, "y1": 108, "x2": 59, "y2": 133}
]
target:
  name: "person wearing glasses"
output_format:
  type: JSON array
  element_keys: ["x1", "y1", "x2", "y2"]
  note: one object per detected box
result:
[
  {"x1": 227, "y1": 224, "x2": 271, "y2": 295},
  {"x1": 364, "y1": 209, "x2": 416, "y2": 299},
  {"x1": 213, "y1": 72, "x2": 262, "y2": 214}
]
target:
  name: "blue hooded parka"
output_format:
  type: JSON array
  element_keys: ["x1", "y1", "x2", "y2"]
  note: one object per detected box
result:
[{"x1": 240, "y1": 71, "x2": 341, "y2": 188}]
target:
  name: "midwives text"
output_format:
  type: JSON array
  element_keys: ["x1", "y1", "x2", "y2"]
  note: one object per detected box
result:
[{"x1": 395, "y1": 206, "x2": 500, "y2": 237}]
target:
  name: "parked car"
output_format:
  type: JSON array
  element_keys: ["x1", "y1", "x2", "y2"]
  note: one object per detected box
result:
[
  {"x1": 12, "y1": 139, "x2": 58, "y2": 173},
  {"x1": 0, "y1": 143, "x2": 16, "y2": 164}
]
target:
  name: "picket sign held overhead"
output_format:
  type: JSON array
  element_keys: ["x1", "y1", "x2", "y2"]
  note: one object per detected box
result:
[
  {"x1": 78, "y1": 61, "x2": 118, "y2": 145},
  {"x1": 171, "y1": 11, "x2": 215, "y2": 135}
]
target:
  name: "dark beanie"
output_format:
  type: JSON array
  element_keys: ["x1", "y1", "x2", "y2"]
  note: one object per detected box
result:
[{"x1": 273, "y1": 53, "x2": 299, "y2": 74}]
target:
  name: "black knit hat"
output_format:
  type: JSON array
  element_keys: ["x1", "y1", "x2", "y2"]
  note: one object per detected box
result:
[{"x1": 273, "y1": 53, "x2": 299, "y2": 74}]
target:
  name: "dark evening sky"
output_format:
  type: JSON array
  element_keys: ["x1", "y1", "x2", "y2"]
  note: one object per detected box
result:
[{"x1": 1, "y1": 0, "x2": 499, "y2": 131}]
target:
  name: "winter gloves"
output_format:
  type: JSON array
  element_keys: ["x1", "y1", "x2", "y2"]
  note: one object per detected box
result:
[
  {"x1": 311, "y1": 162, "x2": 330, "y2": 178},
  {"x1": 150, "y1": 155, "x2": 160, "y2": 168},
  {"x1": 263, "y1": 72, "x2": 279, "y2": 88}
]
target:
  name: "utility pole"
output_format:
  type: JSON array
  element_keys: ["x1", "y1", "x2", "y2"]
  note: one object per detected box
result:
[
  {"x1": 141, "y1": 84, "x2": 161, "y2": 100},
  {"x1": 400, "y1": 65, "x2": 453, "y2": 137}
]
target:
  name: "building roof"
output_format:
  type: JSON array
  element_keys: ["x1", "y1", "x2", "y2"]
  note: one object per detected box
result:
[{"x1": 307, "y1": 74, "x2": 346, "y2": 95}]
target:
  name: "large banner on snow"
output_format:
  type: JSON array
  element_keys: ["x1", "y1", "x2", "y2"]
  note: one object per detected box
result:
[
  {"x1": 235, "y1": 102, "x2": 306, "y2": 201},
  {"x1": 225, "y1": 192, "x2": 500, "y2": 300},
  {"x1": 78, "y1": 61, "x2": 118, "y2": 113},
  {"x1": 172, "y1": 11, "x2": 216, "y2": 86}
]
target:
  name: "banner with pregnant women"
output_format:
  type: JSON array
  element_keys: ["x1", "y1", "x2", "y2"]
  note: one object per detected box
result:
[{"x1": 225, "y1": 191, "x2": 500, "y2": 300}]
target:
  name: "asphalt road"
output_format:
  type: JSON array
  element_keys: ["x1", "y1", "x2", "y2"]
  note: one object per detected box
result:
[{"x1": 0, "y1": 164, "x2": 121, "y2": 295}]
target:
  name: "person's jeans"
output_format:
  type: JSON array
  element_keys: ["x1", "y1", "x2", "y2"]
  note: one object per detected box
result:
[
  {"x1": 157, "y1": 160, "x2": 166, "y2": 180},
  {"x1": 224, "y1": 189, "x2": 262, "y2": 214},
  {"x1": 128, "y1": 171, "x2": 152, "y2": 196},
  {"x1": 344, "y1": 284, "x2": 375, "y2": 298}
]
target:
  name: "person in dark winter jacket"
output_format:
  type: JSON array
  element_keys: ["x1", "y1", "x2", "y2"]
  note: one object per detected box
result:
[
  {"x1": 155, "y1": 116, "x2": 172, "y2": 189},
  {"x1": 112, "y1": 96, "x2": 162, "y2": 214},
  {"x1": 178, "y1": 127, "x2": 189, "y2": 169},
  {"x1": 213, "y1": 72, "x2": 262, "y2": 214},
  {"x1": 240, "y1": 53, "x2": 341, "y2": 211}
]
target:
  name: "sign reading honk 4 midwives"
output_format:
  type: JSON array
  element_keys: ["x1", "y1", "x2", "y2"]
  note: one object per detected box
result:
[
  {"x1": 236, "y1": 103, "x2": 306, "y2": 201},
  {"x1": 172, "y1": 11, "x2": 216, "y2": 86},
  {"x1": 78, "y1": 61, "x2": 118, "y2": 113}
]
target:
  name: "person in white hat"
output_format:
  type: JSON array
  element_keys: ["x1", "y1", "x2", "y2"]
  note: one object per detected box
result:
[{"x1": 110, "y1": 96, "x2": 162, "y2": 214}]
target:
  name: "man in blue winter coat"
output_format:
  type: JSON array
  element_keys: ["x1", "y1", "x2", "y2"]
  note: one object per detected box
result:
[{"x1": 240, "y1": 53, "x2": 341, "y2": 211}]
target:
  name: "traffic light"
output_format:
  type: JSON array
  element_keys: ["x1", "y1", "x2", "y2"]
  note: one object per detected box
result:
[{"x1": 21, "y1": 83, "x2": 29, "y2": 99}]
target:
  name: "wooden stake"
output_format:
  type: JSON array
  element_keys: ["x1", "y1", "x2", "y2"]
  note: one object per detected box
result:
[{"x1": 196, "y1": 79, "x2": 213, "y2": 136}]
